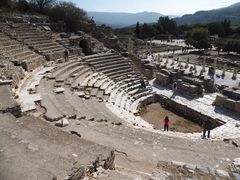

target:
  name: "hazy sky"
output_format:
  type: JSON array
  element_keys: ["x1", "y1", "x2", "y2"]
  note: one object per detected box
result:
[{"x1": 70, "y1": 0, "x2": 240, "y2": 15}]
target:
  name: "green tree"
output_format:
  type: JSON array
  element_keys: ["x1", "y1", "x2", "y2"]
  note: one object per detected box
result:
[
  {"x1": 187, "y1": 27, "x2": 211, "y2": 50},
  {"x1": 140, "y1": 23, "x2": 156, "y2": 39},
  {"x1": 50, "y1": 1, "x2": 88, "y2": 32},
  {"x1": 208, "y1": 22, "x2": 225, "y2": 37},
  {"x1": 157, "y1": 16, "x2": 177, "y2": 34},
  {"x1": 135, "y1": 21, "x2": 140, "y2": 38},
  {"x1": 221, "y1": 19, "x2": 231, "y2": 37},
  {"x1": 31, "y1": 0, "x2": 56, "y2": 8}
]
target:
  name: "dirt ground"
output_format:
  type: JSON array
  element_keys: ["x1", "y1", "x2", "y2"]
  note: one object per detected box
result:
[{"x1": 139, "y1": 103, "x2": 202, "y2": 133}]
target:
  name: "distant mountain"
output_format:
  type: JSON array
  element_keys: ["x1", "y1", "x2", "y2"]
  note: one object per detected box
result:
[
  {"x1": 175, "y1": 2, "x2": 240, "y2": 26},
  {"x1": 87, "y1": 11, "x2": 171, "y2": 28}
]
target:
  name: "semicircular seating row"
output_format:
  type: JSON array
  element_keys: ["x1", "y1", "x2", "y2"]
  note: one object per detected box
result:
[
  {"x1": 1, "y1": 21, "x2": 65, "y2": 61},
  {"x1": 37, "y1": 53, "x2": 154, "y2": 122},
  {"x1": 0, "y1": 27, "x2": 44, "y2": 72}
]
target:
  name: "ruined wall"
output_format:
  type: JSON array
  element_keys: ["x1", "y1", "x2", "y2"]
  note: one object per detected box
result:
[
  {"x1": 129, "y1": 54, "x2": 153, "y2": 79},
  {"x1": 154, "y1": 94, "x2": 224, "y2": 127},
  {"x1": 215, "y1": 94, "x2": 240, "y2": 113}
]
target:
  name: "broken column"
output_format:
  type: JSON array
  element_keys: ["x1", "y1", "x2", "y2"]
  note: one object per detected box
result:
[
  {"x1": 213, "y1": 58, "x2": 217, "y2": 74},
  {"x1": 127, "y1": 38, "x2": 134, "y2": 55},
  {"x1": 222, "y1": 64, "x2": 227, "y2": 78},
  {"x1": 149, "y1": 39, "x2": 152, "y2": 55},
  {"x1": 202, "y1": 57, "x2": 206, "y2": 72},
  {"x1": 157, "y1": 54, "x2": 160, "y2": 64},
  {"x1": 232, "y1": 68, "x2": 237, "y2": 80},
  {"x1": 165, "y1": 56, "x2": 169, "y2": 65},
  {"x1": 194, "y1": 64, "x2": 197, "y2": 74},
  {"x1": 185, "y1": 58, "x2": 189, "y2": 69}
]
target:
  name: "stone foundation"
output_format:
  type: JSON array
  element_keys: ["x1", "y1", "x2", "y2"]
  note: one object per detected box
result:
[
  {"x1": 152, "y1": 94, "x2": 224, "y2": 127},
  {"x1": 215, "y1": 94, "x2": 240, "y2": 113}
]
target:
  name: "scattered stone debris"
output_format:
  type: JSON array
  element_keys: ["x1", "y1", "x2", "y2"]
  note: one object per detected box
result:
[
  {"x1": 112, "y1": 122, "x2": 122, "y2": 126},
  {"x1": 66, "y1": 151, "x2": 116, "y2": 180},
  {"x1": 55, "y1": 118, "x2": 69, "y2": 127},
  {"x1": 88, "y1": 118, "x2": 94, "y2": 121},
  {"x1": 67, "y1": 114, "x2": 77, "y2": 119},
  {"x1": 70, "y1": 131, "x2": 81, "y2": 138},
  {"x1": 27, "y1": 143, "x2": 39, "y2": 152},
  {"x1": 54, "y1": 87, "x2": 65, "y2": 93},
  {"x1": 232, "y1": 141, "x2": 239, "y2": 148},
  {"x1": 77, "y1": 116, "x2": 86, "y2": 120},
  {"x1": 103, "y1": 150, "x2": 115, "y2": 170},
  {"x1": 223, "y1": 138, "x2": 239, "y2": 147}
]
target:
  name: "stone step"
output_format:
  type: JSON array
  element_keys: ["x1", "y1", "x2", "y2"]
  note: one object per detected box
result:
[
  {"x1": 38, "y1": 46, "x2": 64, "y2": 53},
  {"x1": 15, "y1": 53, "x2": 40, "y2": 63},
  {"x1": 16, "y1": 33, "x2": 44, "y2": 39},
  {"x1": 2, "y1": 47, "x2": 27, "y2": 54},
  {"x1": 88, "y1": 74, "x2": 105, "y2": 87},
  {"x1": 26, "y1": 39, "x2": 53, "y2": 46},
  {"x1": 120, "y1": 93, "x2": 130, "y2": 109},
  {"x1": 94, "y1": 76, "x2": 109, "y2": 88},
  {"x1": 96, "y1": 89, "x2": 104, "y2": 99},
  {"x1": 80, "y1": 72, "x2": 99, "y2": 87},
  {"x1": 102, "y1": 65, "x2": 132, "y2": 74},
  {"x1": 71, "y1": 70, "x2": 93, "y2": 89},
  {"x1": 83, "y1": 53, "x2": 117, "y2": 61},
  {"x1": 90, "y1": 87, "x2": 99, "y2": 97},
  {"x1": 8, "y1": 51, "x2": 34, "y2": 60},
  {"x1": 24, "y1": 37, "x2": 51, "y2": 43},
  {"x1": 104, "y1": 82, "x2": 119, "y2": 95},
  {"x1": 115, "y1": 91, "x2": 125, "y2": 107},
  {"x1": 86, "y1": 56, "x2": 122, "y2": 65},
  {"x1": 56, "y1": 65, "x2": 85, "y2": 83},
  {"x1": 94, "y1": 58, "x2": 128, "y2": 66},
  {"x1": 106, "y1": 68, "x2": 133, "y2": 79},
  {"x1": 32, "y1": 42, "x2": 58, "y2": 49},
  {"x1": 0, "y1": 45, "x2": 23, "y2": 53},
  {"x1": 50, "y1": 61, "x2": 81, "y2": 79},
  {"x1": 18, "y1": 34, "x2": 50, "y2": 41},
  {"x1": 0, "y1": 40, "x2": 13, "y2": 47},
  {"x1": 130, "y1": 94, "x2": 154, "y2": 114},
  {"x1": 97, "y1": 62, "x2": 131, "y2": 72},
  {"x1": 44, "y1": 50, "x2": 65, "y2": 61}
]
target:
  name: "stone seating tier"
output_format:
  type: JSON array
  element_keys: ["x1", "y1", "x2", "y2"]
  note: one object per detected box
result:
[
  {"x1": 90, "y1": 58, "x2": 127, "y2": 68},
  {"x1": 83, "y1": 53, "x2": 117, "y2": 61},
  {"x1": 2, "y1": 22, "x2": 65, "y2": 61},
  {"x1": 86, "y1": 55, "x2": 123, "y2": 63},
  {"x1": 26, "y1": 39, "x2": 54, "y2": 46},
  {"x1": 99, "y1": 64, "x2": 131, "y2": 73}
]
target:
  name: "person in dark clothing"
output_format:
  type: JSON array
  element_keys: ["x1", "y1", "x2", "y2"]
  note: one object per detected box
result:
[
  {"x1": 64, "y1": 49, "x2": 69, "y2": 62},
  {"x1": 202, "y1": 118, "x2": 213, "y2": 138},
  {"x1": 140, "y1": 78, "x2": 146, "y2": 89},
  {"x1": 164, "y1": 116, "x2": 170, "y2": 131}
]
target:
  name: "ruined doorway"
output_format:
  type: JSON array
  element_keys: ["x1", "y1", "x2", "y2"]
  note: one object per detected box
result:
[{"x1": 79, "y1": 39, "x2": 92, "y2": 55}]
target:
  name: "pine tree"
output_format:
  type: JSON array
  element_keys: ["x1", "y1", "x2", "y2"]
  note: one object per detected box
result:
[{"x1": 135, "y1": 21, "x2": 140, "y2": 38}]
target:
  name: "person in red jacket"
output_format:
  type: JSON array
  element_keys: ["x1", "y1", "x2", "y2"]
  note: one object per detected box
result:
[{"x1": 164, "y1": 116, "x2": 170, "y2": 131}]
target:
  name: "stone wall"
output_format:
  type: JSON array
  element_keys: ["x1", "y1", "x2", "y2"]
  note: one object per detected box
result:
[
  {"x1": 215, "y1": 94, "x2": 240, "y2": 113},
  {"x1": 177, "y1": 80, "x2": 203, "y2": 96},
  {"x1": 128, "y1": 54, "x2": 154, "y2": 79},
  {"x1": 223, "y1": 88, "x2": 240, "y2": 101},
  {"x1": 156, "y1": 72, "x2": 170, "y2": 86},
  {"x1": 154, "y1": 94, "x2": 224, "y2": 127}
]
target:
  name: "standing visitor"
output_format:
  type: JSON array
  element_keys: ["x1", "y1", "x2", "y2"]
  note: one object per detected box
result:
[
  {"x1": 140, "y1": 78, "x2": 146, "y2": 89},
  {"x1": 202, "y1": 118, "x2": 213, "y2": 138},
  {"x1": 64, "y1": 49, "x2": 69, "y2": 62},
  {"x1": 164, "y1": 116, "x2": 170, "y2": 131}
]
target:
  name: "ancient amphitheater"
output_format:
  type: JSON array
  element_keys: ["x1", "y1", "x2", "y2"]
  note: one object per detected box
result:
[{"x1": 0, "y1": 16, "x2": 240, "y2": 180}]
